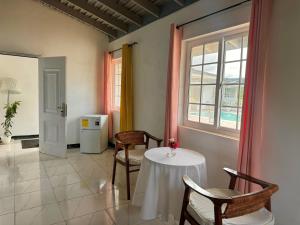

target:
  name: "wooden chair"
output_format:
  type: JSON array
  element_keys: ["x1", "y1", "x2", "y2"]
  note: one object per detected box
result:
[
  {"x1": 112, "y1": 130, "x2": 162, "y2": 200},
  {"x1": 179, "y1": 168, "x2": 279, "y2": 225}
]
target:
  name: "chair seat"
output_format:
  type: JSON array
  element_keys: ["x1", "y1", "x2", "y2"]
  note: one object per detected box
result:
[
  {"x1": 116, "y1": 149, "x2": 145, "y2": 165},
  {"x1": 187, "y1": 188, "x2": 275, "y2": 225}
]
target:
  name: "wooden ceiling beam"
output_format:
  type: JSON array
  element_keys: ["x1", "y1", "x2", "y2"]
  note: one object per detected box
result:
[
  {"x1": 131, "y1": 0, "x2": 160, "y2": 18},
  {"x1": 174, "y1": 0, "x2": 184, "y2": 6},
  {"x1": 66, "y1": 0, "x2": 128, "y2": 33},
  {"x1": 40, "y1": 0, "x2": 117, "y2": 38},
  {"x1": 95, "y1": 0, "x2": 142, "y2": 27}
]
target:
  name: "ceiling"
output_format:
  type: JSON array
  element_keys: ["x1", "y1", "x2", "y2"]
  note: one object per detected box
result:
[{"x1": 39, "y1": 0, "x2": 199, "y2": 40}]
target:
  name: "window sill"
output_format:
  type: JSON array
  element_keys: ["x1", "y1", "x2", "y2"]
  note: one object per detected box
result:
[{"x1": 178, "y1": 125, "x2": 240, "y2": 142}]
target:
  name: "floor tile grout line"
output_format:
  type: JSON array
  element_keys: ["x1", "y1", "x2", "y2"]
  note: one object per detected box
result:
[
  {"x1": 60, "y1": 149, "x2": 97, "y2": 224},
  {"x1": 63, "y1": 149, "x2": 125, "y2": 224},
  {"x1": 13, "y1": 142, "x2": 16, "y2": 225},
  {"x1": 38, "y1": 149, "x2": 66, "y2": 224},
  {"x1": 7, "y1": 147, "x2": 134, "y2": 225},
  {"x1": 52, "y1": 149, "x2": 95, "y2": 223}
]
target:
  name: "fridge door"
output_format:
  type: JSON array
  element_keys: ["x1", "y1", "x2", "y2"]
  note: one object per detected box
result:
[{"x1": 80, "y1": 129, "x2": 101, "y2": 153}]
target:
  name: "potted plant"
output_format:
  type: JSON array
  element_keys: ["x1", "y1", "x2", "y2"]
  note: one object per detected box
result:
[{"x1": 1, "y1": 101, "x2": 21, "y2": 144}]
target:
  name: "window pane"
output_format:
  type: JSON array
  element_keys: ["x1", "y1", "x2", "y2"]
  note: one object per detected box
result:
[
  {"x1": 200, "y1": 105, "x2": 215, "y2": 125},
  {"x1": 221, "y1": 85, "x2": 239, "y2": 107},
  {"x1": 190, "y1": 66, "x2": 202, "y2": 84},
  {"x1": 239, "y1": 85, "x2": 244, "y2": 107},
  {"x1": 204, "y1": 42, "x2": 219, "y2": 64},
  {"x1": 112, "y1": 60, "x2": 122, "y2": 108},
  {"x1": 115, "y1": 97, "x2": 120, "y2": 107},
  {"x1": 115, "y1": 75, "x2": 120, "y2": 85},
  {"x1": 191, "y1": 45, "x2": 203, "y2": 65},
  {"x1": 223, "y1": 62, "x2": 241, "y2": 84},
  {"x1": 225, "y1": 37, "x2": 242, "y2": 62},
  {"x1": 203, "y1": 64, "x2": 217, "y2": 84},
  {"x1": 114, "y1": 86, "x2": 118, "y2": 97},
  {"x1": 220, "y1": 107, "x2": 237, "y2": 129},
  {"x1": 189, "y1": 85, "x2": 201, "y2": 103},
  {"x1": 238, "y1": 108, "x2": 242, "y2": 130},
  {"x1": 242, "y1": 36, "x2": 248, "y2": 59},
  {"x1": 118, "y1": 86, "x2": 121, "y2": 96},
  {"x1": 188, "y1": 104, "x2": 200, "y2": 122},
  {"x1": 241, "y1": 61, "x2": 246, "y2": 83},
  {"x1": 201, "y1": 85, "x2": 216, "y2": 104}
]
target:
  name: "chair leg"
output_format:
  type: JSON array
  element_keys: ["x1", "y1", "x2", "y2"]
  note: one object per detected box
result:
[
  {"x1": 126, "y1": 164, "x2": 130, "y2": 200},
  {"x1": 180, "y1": 187, "x2": 190, "y2": 225},
  {"x1": 179, "y1": 214, "x2": 186, "y2": 225},
  {"x1": 112, "y1": 159, "x2": 117, "y2": 185}
]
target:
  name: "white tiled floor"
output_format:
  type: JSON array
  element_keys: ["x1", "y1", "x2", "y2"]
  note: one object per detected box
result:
[{"x1": 0, "y1": 141, "x2": 168, "y2": 225}]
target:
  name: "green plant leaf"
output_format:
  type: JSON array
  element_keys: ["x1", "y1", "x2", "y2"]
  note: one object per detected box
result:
[{"x1": 1, "y1": 101, "x2": 21, "y2": 137}]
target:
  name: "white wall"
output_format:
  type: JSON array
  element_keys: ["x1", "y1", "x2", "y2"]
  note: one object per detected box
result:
[
  {"x1": 109, "y1": 0, "x2": 300, "y2": 223},
  {"x1": 0, "y1": 0, "x2": 108, "y2": 144},
  {"x1": 259, "y1": 0, "x2": 300, "y2": 224},
  {"x1": 0, "y1": 55, "x2": 39, "y2": 136},
  {"x1": 108, "y1": 0, "x2": 251, "y2": 186},
  {"x1": 179, "y1": 127, "x2": 238, "y2": 187}
]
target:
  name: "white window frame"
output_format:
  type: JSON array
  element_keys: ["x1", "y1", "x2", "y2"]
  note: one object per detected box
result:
[
  {"x1": 112, "y1": 57, "x2": 122, "y2": 110},
  {"x1": 183, "y1": 27, "x2": 249, "y2": 137}
]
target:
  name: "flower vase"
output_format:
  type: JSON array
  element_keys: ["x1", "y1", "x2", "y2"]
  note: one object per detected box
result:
[{"x1": 167, "y1": 147, "x2": 176, "y2": 158}]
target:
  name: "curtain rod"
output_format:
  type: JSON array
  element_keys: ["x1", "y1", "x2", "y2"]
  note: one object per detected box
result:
[
  {"x1": 176, "y1": 0, "x2": 251, "y2": 29},
  {"x1": 0, "y1": 51, "x2": 39, "y2": 59},
  {"x1": 109, "y1": 42, "x2": 138, "y2": 54}
]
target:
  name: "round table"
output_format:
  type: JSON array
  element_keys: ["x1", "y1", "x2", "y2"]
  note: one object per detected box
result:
[{"x1": 132, "y1": 147, "x2": 207, "y2": 221}]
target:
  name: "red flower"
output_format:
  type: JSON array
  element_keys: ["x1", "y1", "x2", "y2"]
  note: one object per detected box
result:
[{"x1": 168, "y1": 138, "x2": 179, "y2": 149}]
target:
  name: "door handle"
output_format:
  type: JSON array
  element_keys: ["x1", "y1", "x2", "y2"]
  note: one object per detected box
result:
[{"x1": 58, "y1": 103, "x2": 67, "y2": 117}]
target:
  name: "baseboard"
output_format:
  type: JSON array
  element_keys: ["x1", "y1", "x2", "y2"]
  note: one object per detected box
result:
[
  {"x1": 67, "y1": 143, "x2": 113, "y2": 149},
  {"x1": 12, "y1": 135, "x2": 39, "y2": 140},
  {"x1": 108, "y1": 141, "x2": 115, "y2": 148},
  {"x1": 67, "y1": 143, "x2": 80, "y2": 149}
]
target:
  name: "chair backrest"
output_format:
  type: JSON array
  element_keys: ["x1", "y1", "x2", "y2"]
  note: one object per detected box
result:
[
  {"x1": 223, "y1": 186, "x2": 277, "y2": 218},
  {"x1": 222, "y1": 168, "x2": 279, "y2": 218},
  {"x1": 115, "y1": 131, "x2": 146, "y2": 146}
]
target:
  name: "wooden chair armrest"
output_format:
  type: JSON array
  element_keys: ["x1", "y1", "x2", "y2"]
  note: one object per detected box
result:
[
  {"x1": 115, "y1": 139, "x2": 131, "y2": 147},
  {"x1": 224, "y1": 168, "x2": 273, "y2": 189},
  {"x1": 145, "y1": 132, "x2": 163, "y2": 146},
  {"x1": 114, "y1": 139, "x2": 130, "y2": 155},
  {"x1": 183, "y1": 176, "x2": 233, "y2": 205}
]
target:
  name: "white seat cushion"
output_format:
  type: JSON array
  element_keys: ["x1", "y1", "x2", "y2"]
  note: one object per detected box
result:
[
  {"x1": 116, "y1": 149, "x2": 144, "y2": 165},
  {"x1": 187, "y1": 188, "x2": 274, "y2": 225}
]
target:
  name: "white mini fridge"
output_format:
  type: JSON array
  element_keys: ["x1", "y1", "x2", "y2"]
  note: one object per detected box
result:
[{"x1": 80, "y1": 115, "x2": 108, "y2": 154}]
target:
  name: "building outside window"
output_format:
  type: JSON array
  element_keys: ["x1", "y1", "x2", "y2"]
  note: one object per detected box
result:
[{"x1": 184, "y1": 27, "x2": 248, "y2": 135}]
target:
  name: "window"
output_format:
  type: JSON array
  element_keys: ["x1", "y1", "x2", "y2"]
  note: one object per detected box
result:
[
  {"x1": 112, "y1": 58, "x2": 122, "y2": 109},
  {"x1": 184, "y1": 28, "x2": 248, "y2": 134}
]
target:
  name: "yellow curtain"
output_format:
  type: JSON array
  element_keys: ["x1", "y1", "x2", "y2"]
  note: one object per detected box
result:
[{"x1": 120, "y1": 44, "x2": 133, "y2": 131}]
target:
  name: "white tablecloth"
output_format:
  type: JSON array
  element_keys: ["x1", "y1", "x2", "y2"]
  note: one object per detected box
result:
[{"x1": 132, "y1": 147, "x2": 207, "y2": 221}]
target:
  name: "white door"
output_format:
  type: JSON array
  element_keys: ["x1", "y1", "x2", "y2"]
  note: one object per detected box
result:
[{"x1": 39, "y1": 57, "x2": 67, "y2": 157}]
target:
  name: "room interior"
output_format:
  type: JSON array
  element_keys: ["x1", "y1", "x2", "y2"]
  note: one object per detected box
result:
[{"x1": 0, "y1": 0, "x2": 298, "y2": 225}]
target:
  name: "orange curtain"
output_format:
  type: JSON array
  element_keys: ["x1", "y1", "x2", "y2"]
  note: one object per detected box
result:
[{"x1": 103, "y1": 52, "x2": 113, "y2": 140}]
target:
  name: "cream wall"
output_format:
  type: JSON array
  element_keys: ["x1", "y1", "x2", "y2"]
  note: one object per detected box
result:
[
  {"x1": 0, "y1": 0, "x2": 109, "y2": 144},
  {"x1": 0, "y1": 55, "x2": 39, "y2": 136},
  {"x1": 108, "y1": 0, "x2": 251, "y2": 187}
]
